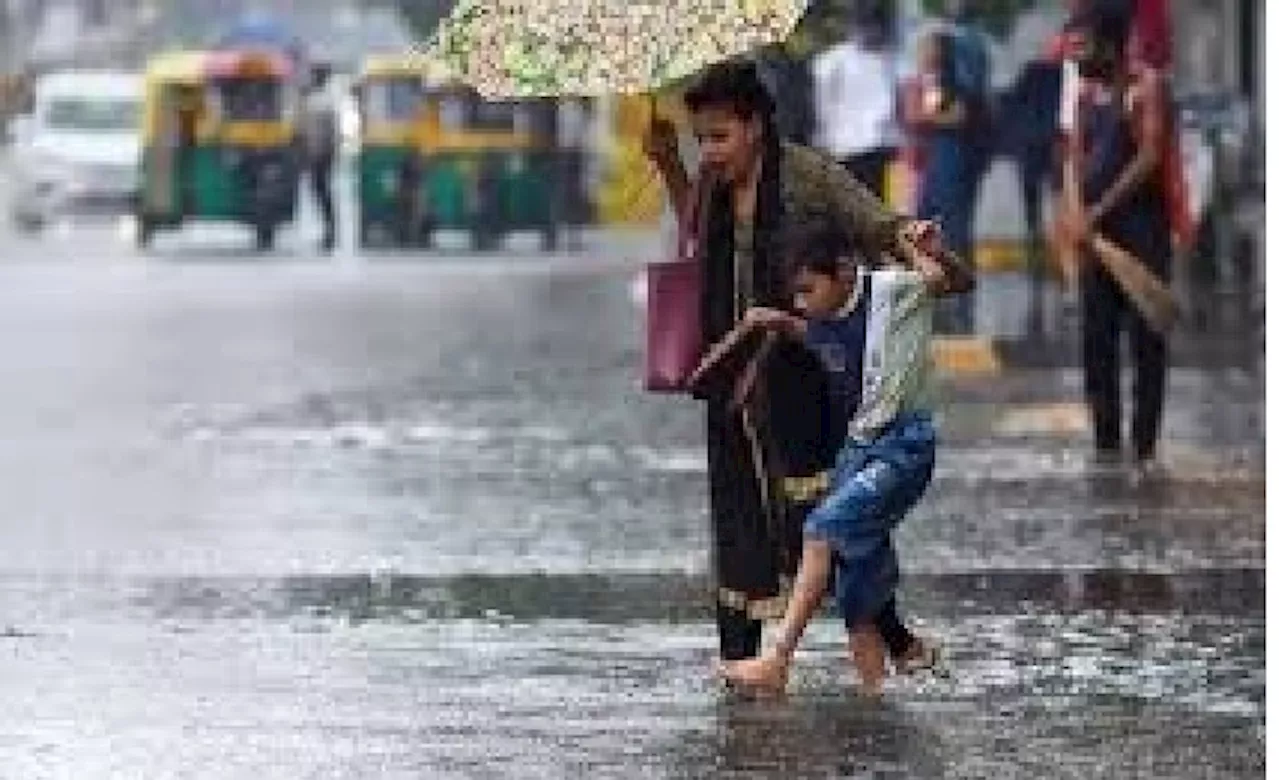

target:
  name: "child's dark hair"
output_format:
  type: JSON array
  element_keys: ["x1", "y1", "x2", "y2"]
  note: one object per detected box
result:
[
  {"x1": 785, "y1": 223, "x2": 851, "y2": 279},
  {"x1": 683, "y1": 58, "x2": 776, "y2": 120}
]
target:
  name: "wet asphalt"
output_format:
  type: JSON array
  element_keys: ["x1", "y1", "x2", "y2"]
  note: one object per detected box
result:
[{"x1": 0, "y1": 171, "x2": 1264, "y2": 777}]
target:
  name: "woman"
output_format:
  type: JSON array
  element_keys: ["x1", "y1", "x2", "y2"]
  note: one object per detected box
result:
[
  {"x1": 907, "y1": 30, "x2": 979, "y2": 334},
  {"x1": 1062, "y1": 5, "x2": 1171, "y2": 469},
  {"x1": 643, "y1": 59, "x2": 972, "y2": 667}
]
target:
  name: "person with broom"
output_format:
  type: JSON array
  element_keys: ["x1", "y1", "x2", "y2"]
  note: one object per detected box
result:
[{"x1": 1059, "y1": 4, "x2": 1173, "y2": 472}]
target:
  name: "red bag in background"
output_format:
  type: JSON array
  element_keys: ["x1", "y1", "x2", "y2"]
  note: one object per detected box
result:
[{"x1": 643, "y1": 181, "x2": 705, "y2": 393}]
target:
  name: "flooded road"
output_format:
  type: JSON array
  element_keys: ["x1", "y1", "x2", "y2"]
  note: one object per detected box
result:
[{"x1": 0, "y1": 224, "x2": 1264, "y2": 777}]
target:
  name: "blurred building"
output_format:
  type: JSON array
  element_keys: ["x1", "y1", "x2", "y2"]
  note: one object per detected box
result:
[
  {"x1": 1, "y1": 0, "x2": 152, "y2": 72},
  {"x1": 1169, "y1": 0, "x2": 1260, "y2": 104}
]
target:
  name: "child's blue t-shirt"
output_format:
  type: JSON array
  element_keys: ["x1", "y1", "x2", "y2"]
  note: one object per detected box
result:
[{"x1": 802, "y1": 274, "x2": 871, "y2": 429}]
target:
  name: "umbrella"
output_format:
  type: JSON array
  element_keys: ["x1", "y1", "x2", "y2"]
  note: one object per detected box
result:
[
  {"x1": 215, "y1": 12, "x2": 306, "y2": 63},
  {"x1": 420, "y1": 0, "x2": 811, "y2": 98}
]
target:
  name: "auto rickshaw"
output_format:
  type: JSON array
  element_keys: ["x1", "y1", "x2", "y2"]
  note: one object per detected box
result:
[
  {"x1": 353, "y1": 54, "x2": 435, "y2": 248},
  {"x1": 355, "y1": 54, "x2": 581, "y2": 251},
  {"x1": 136, "y1": 49, "x2": 301, "y2": 250}
]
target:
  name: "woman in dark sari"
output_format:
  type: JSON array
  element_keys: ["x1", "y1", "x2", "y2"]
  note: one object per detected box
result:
[{"x1": 643, "y1": 59, "x2": 972, "y2": 666}]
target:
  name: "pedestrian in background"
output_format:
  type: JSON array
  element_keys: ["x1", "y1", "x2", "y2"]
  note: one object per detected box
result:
[
  {"x1": 301, "y1": 63, "x2": 339, "y2": 253},
  {"x1": 810, "y1": 9, "x2": 899, "y2": 200},
  {"x1": 1061, "y1": 5, "x2": 1172, "y2": 472},
  {"x1": 1001, "y1": 57, "x2": 1065, "y2": 336},
  {"x1": 906, "y1": 29, "x2": 978, "y2": 334}
]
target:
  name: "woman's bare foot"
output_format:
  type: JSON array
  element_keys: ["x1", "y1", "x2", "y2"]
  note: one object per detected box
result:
[
  {"x1": 716, "y1": 653, "x2": 790, "y2": 695},
  {"x1": 848, "y1": 624, "x2": 887, "y2": 697}
]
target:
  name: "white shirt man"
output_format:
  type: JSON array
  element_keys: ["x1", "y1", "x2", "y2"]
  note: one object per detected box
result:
[{"x1": 811, "y1": 35, "x2": 899, "y2": 198}]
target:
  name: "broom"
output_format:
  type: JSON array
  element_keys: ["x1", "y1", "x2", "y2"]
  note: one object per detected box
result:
[
  {"x1": 1049, "y1": 214, "x2": 1179, "y2": 335},
  {"x1": 1090, "y1": 234, "x2": 1180, "y2": 334}
]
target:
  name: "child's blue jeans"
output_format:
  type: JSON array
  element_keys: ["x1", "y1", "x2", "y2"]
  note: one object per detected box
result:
[{"x1": 803, "y1": 412, "x2": 937, "y2": 626}]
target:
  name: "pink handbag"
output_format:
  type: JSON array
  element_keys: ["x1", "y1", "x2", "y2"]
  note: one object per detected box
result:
[{"x1": 643, "y1": 185, "x2": 704, "y2": 393}]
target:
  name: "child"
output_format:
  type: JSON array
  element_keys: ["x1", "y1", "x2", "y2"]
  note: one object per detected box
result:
[{"x1": 715, "y1": 223, "x2": 948, "y2": 696}]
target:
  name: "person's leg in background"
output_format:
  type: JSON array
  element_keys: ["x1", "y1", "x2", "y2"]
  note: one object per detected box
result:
[
  {"x1": 918, "y1": 174, "x2": 958, "y2": 334},
  {"x1": 843, "y1": 148, "x2": 895, "y2": 202},
  {"x1": 1128, "y1": 240, "x2": 1172, "y2": 466},
  {"x1": 1020, "y1": 141, "x2": 1054, "y2": 338},
  {"x1": 953, "y1": 145, "x2": 986, "y2": 334},
  {"x1": 1128, "y1": 310, "x2": 1168, "y2": 465},
  {"x1": 310, "y1": 157, "x2": 336, "y2": 252},
  {"x1": 1081, "y1": 259, "x2": 1124, "y2": 460}
]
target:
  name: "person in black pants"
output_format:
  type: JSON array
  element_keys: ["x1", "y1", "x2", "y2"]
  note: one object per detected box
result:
[{"x1": 1063, "y1": 5, "x2": 1171, "y2": 469}]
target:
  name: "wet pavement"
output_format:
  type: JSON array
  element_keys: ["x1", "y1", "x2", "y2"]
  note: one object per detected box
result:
[{"x1": 0, "y1": 181, "x2": 1265, "y2": 777}]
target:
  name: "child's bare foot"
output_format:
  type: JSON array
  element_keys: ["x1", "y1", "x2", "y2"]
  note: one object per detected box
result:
[
  {"x1": 716, "y1": 653, "x2": 790, "y2": 695},
  {"x1": 848, "y1": 625, "x2": 887, "y2": 697}
]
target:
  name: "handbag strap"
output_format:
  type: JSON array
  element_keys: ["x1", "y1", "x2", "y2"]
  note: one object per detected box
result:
[{"x1": 676, "y1": 169, "x2": 710, "y2": 263}]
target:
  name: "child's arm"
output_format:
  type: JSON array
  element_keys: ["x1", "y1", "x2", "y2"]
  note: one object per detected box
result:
[
  {"x1": 686, "y1": 312, "x2": 790, "y2": 392},
  {"x1": 743, "y1": 306, "x2": 808, "y2": 340},
  {"x1": 894, "y1": 221, "x2": 975, "y2": 297}
]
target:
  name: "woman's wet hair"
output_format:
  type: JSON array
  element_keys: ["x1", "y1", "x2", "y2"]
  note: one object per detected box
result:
[
  {"x1": 785, "y1": 222, "x2": 850, "y2": 279},
  {"x1": 683, "y1": 58, "x2": 776, "y2": 120}
]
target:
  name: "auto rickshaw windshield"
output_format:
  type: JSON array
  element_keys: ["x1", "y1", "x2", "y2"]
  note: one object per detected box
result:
[
  {"x1": 214, "y1": 77, "x2": 283, "y2": 121},
  {"x1": 363, "y1": 77, "x2": 422, "y2": 123},
  {"x1": 46, "y1": 96, "x2": 141, "y2": 131}
]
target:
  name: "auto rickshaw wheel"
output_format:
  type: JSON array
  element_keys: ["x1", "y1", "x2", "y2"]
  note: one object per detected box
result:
[
  {"x1": 254, "y1": 224, "x2": 276, "y2": 252},
  {"x1": 540, "y1": 225, "x2": 558, "y2": 252},
  {"x1": 470, "y1": 228, "x2": 500, "y2": 252},
  {"x1": 358, "y1": 217, "x2": 373, "y2": 249}
]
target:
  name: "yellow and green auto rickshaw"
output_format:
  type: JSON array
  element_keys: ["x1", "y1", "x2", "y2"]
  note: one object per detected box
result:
[
  {"x1": 136, "y1": 49, "x2": 302, "y2": 250},
  {"x1": 355, "y1": 54, "x2": 579, "y2": 251},
  {"x1": 352, "y1": 54, "x2": 434, "y2": 248}
]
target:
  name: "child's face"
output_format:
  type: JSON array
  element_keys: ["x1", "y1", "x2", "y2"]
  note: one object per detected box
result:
[{"x1": 793, "y1": 266, "x2": 852, "y2": 319}]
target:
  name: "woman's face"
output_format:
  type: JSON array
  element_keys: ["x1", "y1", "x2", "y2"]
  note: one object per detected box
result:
[
  {"x1": 690, "y1": 105, "x2": 762, "y2": 185},
  {"x1": 1072, "y1": 30, "x2": 1120, "y2": 81}
]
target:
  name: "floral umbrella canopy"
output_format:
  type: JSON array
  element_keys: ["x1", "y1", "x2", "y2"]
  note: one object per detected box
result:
[{"x1": 419, "y1": 0, "x2": 811, "y2": 98}]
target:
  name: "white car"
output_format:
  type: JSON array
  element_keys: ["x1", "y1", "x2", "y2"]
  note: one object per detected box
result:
[{"x1": 9, "y1": 71, "x2": 143, "y2": 232}]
